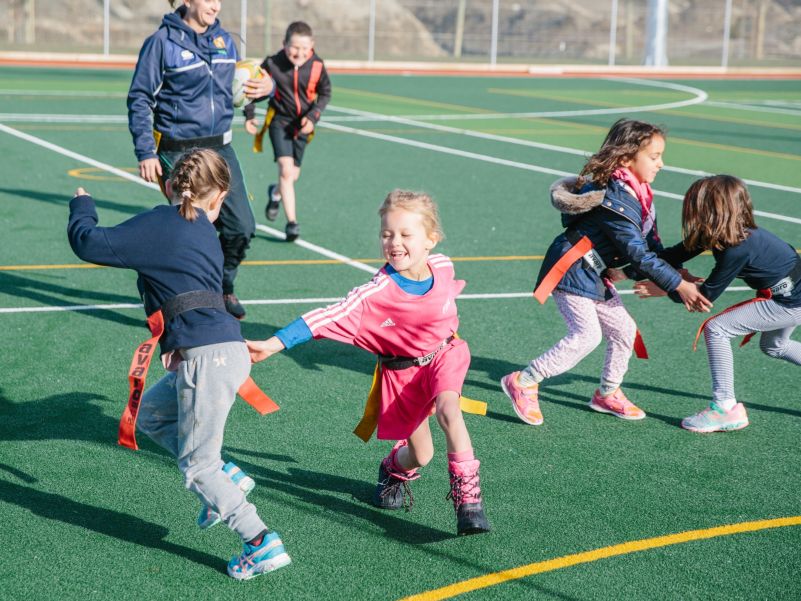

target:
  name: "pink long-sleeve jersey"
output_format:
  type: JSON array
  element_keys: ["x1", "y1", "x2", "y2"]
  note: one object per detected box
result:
[{"x1": 301, "y1": 254, "x2": 470, "y2": 439}]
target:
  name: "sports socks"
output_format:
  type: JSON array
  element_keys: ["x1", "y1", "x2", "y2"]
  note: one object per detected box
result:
[
  {"x1": 447, "y1": 449, "x2": 475, "y2": 463},
  {"x1": 519, "y1": 366, "x2": 543, "y2": 387}
]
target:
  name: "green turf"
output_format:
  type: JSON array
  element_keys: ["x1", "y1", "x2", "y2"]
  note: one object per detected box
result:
[{"x1": 1, "y1": 66, "x2": 800, "y2": 600}]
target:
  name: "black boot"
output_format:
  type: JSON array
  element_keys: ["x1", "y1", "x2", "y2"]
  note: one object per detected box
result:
[{"x1": 447, "y1": 459, "x2": 491, "y2": 536}]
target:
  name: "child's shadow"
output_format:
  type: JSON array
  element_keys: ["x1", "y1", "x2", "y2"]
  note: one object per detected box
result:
[
  {"x1": 0, "y1": 271, "x2": 143, "y2": 329},
  {"x1": 0, "y1": 187, "x2": 148, "y2": 215},
  {"x1": 0, "y1": 478, "x2": 223, "y2": 572},
  {"x1": 0, "y1": 388, "x2": 119, "y2": 446},
  {"x1": 228, "y1": 448, "x2": 453, "y2": 544}
]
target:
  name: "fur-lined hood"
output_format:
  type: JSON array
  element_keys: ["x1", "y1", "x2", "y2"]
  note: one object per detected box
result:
[{"x1": 549, "y1": 177, "x2": 605, "y2": 215}]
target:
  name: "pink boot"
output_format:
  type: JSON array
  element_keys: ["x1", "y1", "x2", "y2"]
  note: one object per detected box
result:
[
  {"x1": 373, "y1": 440, "x2": 420, "y2": 511},
  {"x1": 447, "y1": 459, "x2": 490, "y2": 535}
]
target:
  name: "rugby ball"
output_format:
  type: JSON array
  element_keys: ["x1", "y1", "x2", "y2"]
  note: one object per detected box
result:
[{"x1": 232, "y1": 59, "x2": 265, "y2": 108}]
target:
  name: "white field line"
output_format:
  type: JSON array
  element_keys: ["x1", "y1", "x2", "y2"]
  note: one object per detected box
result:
[
  {"x1": 0, "y1": 288, "x2": 755, "y2": 315},
  {"x1": 705, "y1": 100, "x2": 801, "y2": 117}
]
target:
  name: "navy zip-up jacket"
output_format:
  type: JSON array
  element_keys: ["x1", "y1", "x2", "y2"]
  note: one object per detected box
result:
[
  {"x1": 127, "y1": 8, "x2": 239, "y2": 162},
  {"x1": 537, "y1": 177, "x2": 682, "y2": 301},
  {"x1": 68, "y1": 195, "x2": 243, "y2": 353},
  {"x1": 662, "y1": 227, "x2": 801, "y2": 308}
]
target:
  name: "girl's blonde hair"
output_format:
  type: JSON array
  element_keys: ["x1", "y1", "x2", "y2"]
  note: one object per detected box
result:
[
  {"x1": 682, "y1": 175, "x2": 756, "y2": 251},
  {"x1": 576, "y1": 118, "x2": 666, "y2": 190},
  {"x1": 378, "y1": 190, "x2": 444, "y2": 242},
  {"x1": 169, "y1": 148, "x2": 230, "y2": 221}
]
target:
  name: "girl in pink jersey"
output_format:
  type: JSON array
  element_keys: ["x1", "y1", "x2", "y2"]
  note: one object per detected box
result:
[{"x1": 247, "y1": 190, "x2": 489, "y2": 536}]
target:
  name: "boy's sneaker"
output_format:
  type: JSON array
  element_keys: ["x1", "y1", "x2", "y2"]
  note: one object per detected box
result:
[
  {"x1": 500, "y1": 371, "x2": 543, "y2": 425},
  {"x1": 197, "y1": 462, "x2": 256, "y2": 529},
  {"x1": 285, "y1": 221, "x2": 300, "y2": 242},
  {"x1": 227, "y1": 530, "x2": 291, "y2": 581},
  {"x1": 223, "y1": 294, "x2": 246, "y2": 320},
  {"x1": 589, "y1": 388, "x2": 645, "y2": 420},
  {"x1": 265, "y1": 184, "x2": 281, "y2": 221},
  {"x1": 682, "y1": 402, "x2": 749, "y2": 433}
]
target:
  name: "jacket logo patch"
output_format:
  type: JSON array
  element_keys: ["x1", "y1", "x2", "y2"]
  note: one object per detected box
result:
[
  {"x1": 213, "y1": 36, "x2": 226, "y2": 49},
  {"x1": 181, "y1": 50, "x2": 193, "y2": 60}
]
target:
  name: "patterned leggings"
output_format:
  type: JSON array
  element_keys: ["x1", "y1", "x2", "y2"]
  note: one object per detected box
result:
[
  {"x1": 530, "y1": 289, "x2": 636, "y2": 389},
  {"x1": 703, "y1": 299, "x2": 801, "y2": 402}
]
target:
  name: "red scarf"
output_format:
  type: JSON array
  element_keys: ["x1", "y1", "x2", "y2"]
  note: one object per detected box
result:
[{"x1": 612, "y1": 167, "x2": 657, "y2": 240}]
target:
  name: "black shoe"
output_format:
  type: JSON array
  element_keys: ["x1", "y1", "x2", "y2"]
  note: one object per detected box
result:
[
  {"x1": 455, "y1": 501, "x2": 491, "y2": 536},
  {"x1": 223, "y1": 293, "x2": 246, "y2": 320},
  {"x1": 285, "y1": 221, "x2": 300, "y2": 242},
  {"x1": 372, "y1": 463, "x2": 412, "y2": 510},
  {"x1": 265, "y1": 184, "x2": 280, "y2": 221}
]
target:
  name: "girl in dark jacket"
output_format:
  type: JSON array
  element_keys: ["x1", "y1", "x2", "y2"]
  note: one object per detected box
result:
[{"x1": 501, "y1": 119, "x2": 710, "y2": 426}]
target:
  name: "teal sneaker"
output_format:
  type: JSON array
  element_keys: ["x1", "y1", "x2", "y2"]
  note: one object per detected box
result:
[
  {"x1": 197, "y1": 462, "x2": 256, "y2": 529},
  {"x1": 681, "y1": 402, "x2": 749, "y2": 433},
  {"x1": 227, "y1": 531, "x2": 291, "y2": 581}
]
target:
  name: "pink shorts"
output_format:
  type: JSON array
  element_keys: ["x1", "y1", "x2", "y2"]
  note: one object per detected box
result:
[{"x1": 376, "y1": 338, "x2": 470, "y2": 440}]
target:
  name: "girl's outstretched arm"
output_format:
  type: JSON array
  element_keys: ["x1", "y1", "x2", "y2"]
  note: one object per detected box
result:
[{"x1": 246, "y1": 337, "x2": 286, "y2": 363}]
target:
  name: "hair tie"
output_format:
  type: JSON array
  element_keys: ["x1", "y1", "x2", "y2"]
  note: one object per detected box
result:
[{"x1": 181, "y1": 190, "x2": 192, "y2": 199}]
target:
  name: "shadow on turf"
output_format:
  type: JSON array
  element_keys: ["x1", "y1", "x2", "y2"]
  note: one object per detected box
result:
[
  {"x1": 0, "y1": 478, "x2": 224, "y2": 572},
  {"x1": 0, "y1": 187, "x2": 148, "y2": 215},
  {"x1": 229, "y1": 451, "x2": 455, "y2": 544},
  {"x1": 0, "y1": 271, "x2": 143, "y2": 328},
  {"x1": 0, "y1": 389, "x2": 119, "y2": 445}
]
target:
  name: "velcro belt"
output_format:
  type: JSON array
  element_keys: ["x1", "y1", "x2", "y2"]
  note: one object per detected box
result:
[
  {"x1": 768, "y1": 258, "x2": 801, "y2": 297},
  {"x1": 534, "y1": 231, "x2": 593, "y2": 304},
  {"x1": 160, "y1": 290, "x2": 226, "y2": 322},
  {"x1": 378, "y1": 336, "x2": 455, "y2": 371},
  {"x1": 118, "y1": 290, "x2": 278, "y2": 451},
  {"x1": 158, "y1": 130, "x2": 232, "y2": 152}
]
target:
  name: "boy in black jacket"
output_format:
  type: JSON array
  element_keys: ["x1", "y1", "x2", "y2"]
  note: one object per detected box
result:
[{"x1": 245, "y1": 21, "x2": 332, "y2": 242}]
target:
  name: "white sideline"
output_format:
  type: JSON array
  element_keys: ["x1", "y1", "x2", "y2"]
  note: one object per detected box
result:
[{"x1": 0, "y1": 288, "x2": 756, "y2": 315}]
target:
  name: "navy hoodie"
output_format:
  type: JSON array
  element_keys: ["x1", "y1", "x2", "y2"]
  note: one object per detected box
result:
[{"x1": 68, "y1": 195, "x2": 243, "y2": 353}]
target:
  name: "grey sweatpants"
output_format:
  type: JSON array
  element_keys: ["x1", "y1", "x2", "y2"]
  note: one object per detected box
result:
[
  {"x1": 703, "y1": 299, "x2": 801, "y2": 403},
  {"x1": 136, "y1": 341, "x2": 266, "y2": 542}
]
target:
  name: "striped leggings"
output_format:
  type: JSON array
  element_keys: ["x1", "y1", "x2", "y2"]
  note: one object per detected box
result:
[
  {"x1": 530, "y1": 289, "x2": 636, "y2": 390},
  {"x1": 703, "y1": 299, "x2": 801, "y2": 403}
]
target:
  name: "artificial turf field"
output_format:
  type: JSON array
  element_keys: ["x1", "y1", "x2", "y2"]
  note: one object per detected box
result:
[{"x1": 1, "y1": 65, "x2": 800, "y2": 600}]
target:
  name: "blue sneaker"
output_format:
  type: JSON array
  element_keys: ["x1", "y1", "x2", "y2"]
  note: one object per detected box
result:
[
  {"x1": 197, "y1": 462, "x2": 256, "y2": 529},
  {"x1": 227, "y1": 531, "x2": 291, "y2": 581}
]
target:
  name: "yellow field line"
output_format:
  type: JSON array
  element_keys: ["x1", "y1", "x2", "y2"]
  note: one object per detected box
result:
[
  {"x1": 398, "y1": 515, "x2": 801, "y2": 601},
  {"x1": 0, "y1": 255, "x2": 545, "y2": 271}
]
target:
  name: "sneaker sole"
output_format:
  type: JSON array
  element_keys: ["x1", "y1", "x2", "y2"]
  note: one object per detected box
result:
[
  {"x1": 228, "y1": 552, "x2": 292, "y2": 581},
  {"x1": 681, "y1": 419, "x2": 749, "y2": 433},
  {"x1": 500, "y1": 377, "x2": 543, "y2": 426},
  {"x1": 588, "y1": 400, "x2": 646, "y2": 420}
]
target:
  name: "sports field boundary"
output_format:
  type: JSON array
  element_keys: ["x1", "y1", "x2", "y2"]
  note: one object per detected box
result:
[{"x1": 2, "y1": 51, "x2": 800, "y2": 79}]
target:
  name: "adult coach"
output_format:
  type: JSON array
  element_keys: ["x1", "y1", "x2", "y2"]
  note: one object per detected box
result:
[{"x1": 128, "y1": 0, "x2": 273, "y2": 319}]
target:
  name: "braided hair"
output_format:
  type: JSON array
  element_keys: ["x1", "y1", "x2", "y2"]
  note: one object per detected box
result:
[{"x1": 170, "y1": 148, "x2": 231, "y2": 221}]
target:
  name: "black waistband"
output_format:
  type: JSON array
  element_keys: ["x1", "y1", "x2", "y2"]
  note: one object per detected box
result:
[
  {"x1": 156, "y1": 290, "x2": 226, "y2": 322},
  {"x1": 378, "y1": 336, "x2": 455, "y2": 371},
  {"x1": 158, "y1": 133, "x2": 228, "y2": 152}
]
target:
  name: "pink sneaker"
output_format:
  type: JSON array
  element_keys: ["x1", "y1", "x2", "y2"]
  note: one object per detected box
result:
[
  {"x1": 500, "y1": 372, "x2": 543, "y2": 425},
  {"x1": 588, "y1": 388, "x2": 645, "y2": 420}
]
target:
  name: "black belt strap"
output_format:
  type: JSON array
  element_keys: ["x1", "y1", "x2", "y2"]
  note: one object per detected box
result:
[
  {"x1": 158, "y1": 133, "x2": 228, "y2": 152},
  {"x1": 157, "y1": 290, "x2": 226, "y2": 323},
  {"x1": 378, "y1": 336, "x2": 455, "y2": 371}
]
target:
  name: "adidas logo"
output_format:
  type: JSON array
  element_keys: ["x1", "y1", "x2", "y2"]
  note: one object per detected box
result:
[{"x1": 380, "y1": 318, "x2": 396, "y2": 328}]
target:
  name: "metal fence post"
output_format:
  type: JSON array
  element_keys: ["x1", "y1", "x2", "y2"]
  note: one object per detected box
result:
[
  {"x1": 368, "y1": 0, "x2": 376, "y2": 62},
  {"x1": 240, "y1": 0, "x2": 248, "y2": 58},
  {"x1": 103, "y1": 0, "x2": 109, "y2": 55},
  {"x1": 721, "y1": 0, "x2": 732, "y2": 68},
  {"x1": 609, "y1": 0, "x2": 619, "y2": 66},
  {"x1": 490, "y1": 0, "x2": 499, "y2": 66}
]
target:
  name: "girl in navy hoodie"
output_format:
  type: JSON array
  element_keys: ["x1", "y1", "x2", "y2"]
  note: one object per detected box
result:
[
  {"x1": 636, "y1": 175, "x2": 801, "y2": 433},
  {"x1": 68, "y1": 148, "x2": 289, "y2": 581}
]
